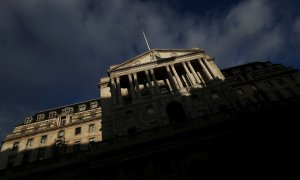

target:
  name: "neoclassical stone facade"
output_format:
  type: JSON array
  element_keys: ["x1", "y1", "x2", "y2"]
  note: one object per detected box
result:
[{"x1": 99, "y1": 49, "x2": 225, "y2": 139}]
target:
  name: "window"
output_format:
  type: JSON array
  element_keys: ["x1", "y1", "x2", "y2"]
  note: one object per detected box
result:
[
  {"x1": 211, "y1": 91, "x2": 219, "y2": 99},
  {"x1": 61, "y1": 116, "x2": 66, "y2": 126},
  {"x1": 78, "y1": 104, "x2": 86, "y2": 111},
  {"x1": 159, "y1": 86, "x2": 169, "y2": 94},
  {"x1": 146, "y1": 106, "x2": 155, "y2": 114},
  {"x1": 74, "y1": 141, "x2": 81, "y2": 152},
  {"x1": 41, "y1": 135, "x2": 47, "y2": 143},
  {"x1": 62, "y1": 107, "x2": 74, "y2": 113},
  {"x1": 49, "y1": 111, "x2": 57, "y2": 118},
  {"x1": 24, "y1": 117, "x2": 32, "y2": 124},
  {"x1": 90, "y1": 101, "x2": 98, "y2": 109},
  {"x1": 75, "y1": 127, "x2": 81, "y2": 135},
  {"x1": 37, "y1": 148, "x2": 45, "y2": 160},
  {"x1": 237, "y1": 88, "x2": 245, "y2": 95},
  {"x1": 12, "y1": 142, "x2": 19, "y2": 150},
  {"x1": 88, "y1": 124, "x2": 95, "y2": 133},
  {"x1": 58, "y1": 130, "x2": 64, "y2": 138},
  {"x1": 251, "y1": 85, "x2": 258, "y2": 91},
  {"x1": 37, "y1": 114, "x2": 45, "y2": 121},
  {"x1": 167, "y1": 101, "x2": 187, "y2": 122},
  {"x1": 7, "y1": 154, "x2": 16, "y2": 167},
  {"x1": 26, "y1": 139, "x2": 33, "y2": 147},
  {"x1": 89, "y1": 137, "x2": 95, "y2": 144}
]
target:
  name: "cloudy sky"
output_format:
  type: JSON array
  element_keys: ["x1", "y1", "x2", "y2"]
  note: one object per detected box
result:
[{"x1": 0, "y1": 0, "x2": 300, "y2": 142}]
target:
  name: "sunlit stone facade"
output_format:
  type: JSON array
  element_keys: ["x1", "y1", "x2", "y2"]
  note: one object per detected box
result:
[{"x1": 0, "y1": 99, "x2": 101, "y2": 170}]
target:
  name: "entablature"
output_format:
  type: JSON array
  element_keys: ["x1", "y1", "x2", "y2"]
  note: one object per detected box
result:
[{"x1": 109, "y1": 52, "x2": 210, "y2": 78}]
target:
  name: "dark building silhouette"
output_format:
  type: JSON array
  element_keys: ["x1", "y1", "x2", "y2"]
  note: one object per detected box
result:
[{"x1": 0, "y1": 49, "x2": 299, "y2": 180}]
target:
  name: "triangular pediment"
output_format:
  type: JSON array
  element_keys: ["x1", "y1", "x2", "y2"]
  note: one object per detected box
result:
[{"x1": 109, "y1": 48, "x2": 203, "y2": 72}]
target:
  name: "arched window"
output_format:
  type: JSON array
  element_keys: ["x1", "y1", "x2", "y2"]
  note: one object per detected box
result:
[{"x1": 166, "y1": 101, "x2": 187, "y2": 122}]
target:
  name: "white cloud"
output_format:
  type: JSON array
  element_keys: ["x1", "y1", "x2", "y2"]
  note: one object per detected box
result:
[{"x1": 0, "y1": 0, "x2": 286, "y2": 70}]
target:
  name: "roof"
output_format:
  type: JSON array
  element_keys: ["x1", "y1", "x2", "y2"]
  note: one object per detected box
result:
[{"x1": 17, "y1": 98, "x2": 101, "y2": 126}]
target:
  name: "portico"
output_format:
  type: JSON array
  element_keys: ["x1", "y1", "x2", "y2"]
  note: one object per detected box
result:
[{"x1": 107, "y1": 49, "x2": 225, "y2": 105}]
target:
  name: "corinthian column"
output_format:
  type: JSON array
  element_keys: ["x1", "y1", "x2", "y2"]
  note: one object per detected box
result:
[
  {"x1": 171, "y1": 64, "x2": 183, "y2": 88},
  {"x1": 198, "y1": 59, "x2": 213, "y2": 80},
  {"x1": 110, "y1": 78, "x2": 117, "y2": 104},
  {"x1": 133, "y1": 73, "x2": 142, "y2": 98},
  {"x1": 145, "y1": 70, "x2": 155, "y2": 94},
  {"x1": 182, "y1": 61, "x2": 195, "y2": 85},
  {"x1": 166, "y1": 65, "x2": 177, "y2": 91},
  {"x1": 128, "y1": 74, "x2": 136, "y2": 100},
  {"x1": 116, "y1": 77, "x2": 123, "y2": 104},
  {"x1": 150, "y1": 69, "x2": 160, "y2": 93},
  {"x1": 187, "y1": 61, "x2": 201, "y2": 84},
  {"x1": 203, "y1": 59, "x2": 217, "y2": 79}
]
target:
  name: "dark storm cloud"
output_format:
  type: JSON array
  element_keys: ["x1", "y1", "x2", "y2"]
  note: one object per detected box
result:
[{"x1": 0, "y1": 0, "x2": 300, "y2": 141}]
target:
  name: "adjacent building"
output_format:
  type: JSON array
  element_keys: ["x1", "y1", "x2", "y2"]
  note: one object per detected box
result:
[{"x1": 0, "y1": 99, "x2": 101, "y2": 170}]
